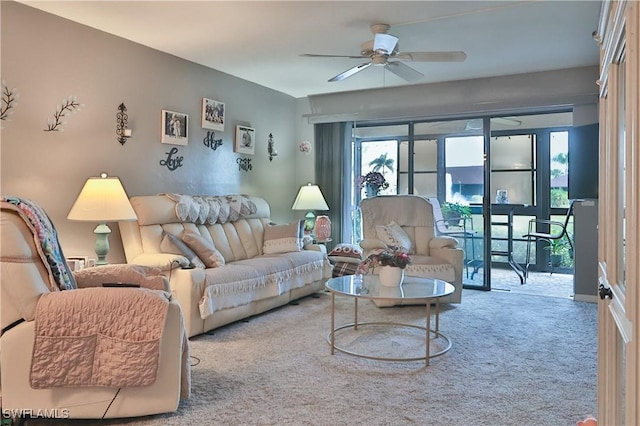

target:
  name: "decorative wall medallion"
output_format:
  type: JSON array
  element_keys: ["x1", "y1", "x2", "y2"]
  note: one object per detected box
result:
[
  {"x1": 203, "y1": 131, "x2": 223, "y2": 150},
  {"x1": 160, "y1": 147, "x2": 184, "y2": 171},
  {"x1": 45, "y1": 96, "x2": 83, "y2": 131},
  {"x1": 234, "y1": 125, "x2": 255, "y2": 155},
  {"x1": 237, "y1": 157, "x2": 252, "y2": 172},
  {"x1": 161, "y1": 109, "x2": 188, "y2": 145},
  {"x1": 299, "y1": 140, "x2": 312, "y2": 155},
  {"x1": 1, "y1": 80, "x2": 19, "y2": 123},
  {"x1": 201, "y1": 98, "x2": 225, "y2": 131}
]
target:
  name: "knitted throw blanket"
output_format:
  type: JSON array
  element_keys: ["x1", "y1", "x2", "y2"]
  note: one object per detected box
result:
[{"x1": 1, "y1": 196, "x2": 76, "y2": 290}]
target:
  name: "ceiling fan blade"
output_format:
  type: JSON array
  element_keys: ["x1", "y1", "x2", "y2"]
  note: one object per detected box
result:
[
  {"x1": 301, "y1": 53, "x2": 366, "y2": 59},
  {"x1": 329, "y1": 62, "x2": 372, "y2": 82},
  {"x1": 373, "y1": 33, "x2": 399, "y2": 54},
  {"x1": 493, "y1": 117, "x2": 522, "y2": 126},
  {"x1": 396, "y1": 51, "x2": 467, "y2": 62},
  {"x1": 385, "y1": 61, "x2": 424, "y2": 82}
]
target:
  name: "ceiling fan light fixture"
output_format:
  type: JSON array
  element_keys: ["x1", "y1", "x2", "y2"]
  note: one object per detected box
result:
[{"x1": 373, "y1": 33, "x2": 398, "y2": 55}]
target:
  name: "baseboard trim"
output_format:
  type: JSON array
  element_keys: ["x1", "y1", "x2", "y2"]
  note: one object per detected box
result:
[{"x1": 573, "y1": 294, "x2": 598, "y2": 304}]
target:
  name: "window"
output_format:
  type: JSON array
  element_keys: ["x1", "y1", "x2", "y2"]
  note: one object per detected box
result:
[
  {"x1": 444, "y1": 136, "x2": 484, "y2": 204},
  {"x1": 490, "y1": 134, "x2": 535, "y2": 205},
  {"x1": 550, "y1": 131, "x2": 569, "y2": 208},
  {"x1": 399, "y1": 139, "x2": 437, "y2": 196}
]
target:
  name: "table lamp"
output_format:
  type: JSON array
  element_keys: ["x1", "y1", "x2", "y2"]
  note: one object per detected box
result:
[
  {"x1": 67, "y1": 173, "x2": 137, "y2": 265},
  {"x1": 291, "y1": 183, "x2": 329, "y2": 235}
]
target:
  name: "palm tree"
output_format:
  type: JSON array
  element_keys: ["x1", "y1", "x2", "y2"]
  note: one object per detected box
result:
[
  {"x1": 550, "y1": 152, "x2": 569, "y2": 179},
  {"x1": 369, "y1": 153, "x2": 395, "y2": 175}
]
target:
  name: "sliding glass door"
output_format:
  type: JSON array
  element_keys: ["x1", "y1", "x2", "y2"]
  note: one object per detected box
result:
[
  {"x1": 443, "y1": 131, "x2": 486, "y2": 288},
  {"x1": 348, "y1": 112, "x2": 574, "y2": 290}
]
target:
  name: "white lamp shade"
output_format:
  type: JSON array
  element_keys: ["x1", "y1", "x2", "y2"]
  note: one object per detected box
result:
[
  {"x1": 291, "y1": 184, "x2": 329, "y2": 211},
  {"x1": 67, "y1": 175, "x2": 137, "y2": 222}
]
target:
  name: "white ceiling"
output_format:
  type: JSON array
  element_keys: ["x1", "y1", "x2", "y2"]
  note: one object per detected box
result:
[{"x1": 18, "y1": 1, "x2": 602, "y2": 99}]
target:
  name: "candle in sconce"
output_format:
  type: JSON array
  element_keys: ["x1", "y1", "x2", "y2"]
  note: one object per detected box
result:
[{"x1": 123, "y1": 128, "x2": 132, "y2": 137}]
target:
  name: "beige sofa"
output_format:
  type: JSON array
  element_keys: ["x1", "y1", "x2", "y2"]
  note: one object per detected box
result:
[
  {"x1": 359, "y1": 195, "x2": 464, "y2": 305},
  {"x1": 119, "y1": 194, "x2": 332, "y2": 337},
  {"x1": 1, "y1": 199, "x2": 188, "y2": 419}
]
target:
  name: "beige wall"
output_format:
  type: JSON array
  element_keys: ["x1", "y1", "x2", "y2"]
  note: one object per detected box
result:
[
  {"x1": 1, "y1": 2, "x2": 303, "y2": 263},
  {"x1": 1, "y1": 2, "x2": 600, "y2": 266}
]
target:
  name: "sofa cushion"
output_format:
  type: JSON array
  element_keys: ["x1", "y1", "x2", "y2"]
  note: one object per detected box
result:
[
  {"x1": 181, "y1": 232, "x2": 225, "y2": 268},
  {"x1": 262, "y1": 220, "x2": 304, "y2": 255},
  {"x1": 328, "y1": 243, "x2": 363, "y2": 264},
  {"x1": 160, "y1": 232, "x2": 206, "y2": 268},
  {"x1": 375, "y1": 221, "x2": 413, "y2": 253}
]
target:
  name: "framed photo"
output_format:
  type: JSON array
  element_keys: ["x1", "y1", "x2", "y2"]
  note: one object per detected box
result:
[
  {"x1": 161, "y1": 110, "x2": 188, "y2": 145},
  {"x1": 201, "y1": 98, "x2": 225, "y2": 131},
  {"x1": 496, "y1": 189, "x2": 510, "y2": 204},
  {"x1": 234, "y1": 125, "x2": 255, "y2": 155}
]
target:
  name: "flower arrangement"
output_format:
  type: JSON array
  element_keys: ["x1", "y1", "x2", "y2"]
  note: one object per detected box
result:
[
  {"x1": 356, "y1": 245, "x2": 411, "y2": 275},
  {"x1": 357, "y1": 171, "x2": 389, "y2": 191}
]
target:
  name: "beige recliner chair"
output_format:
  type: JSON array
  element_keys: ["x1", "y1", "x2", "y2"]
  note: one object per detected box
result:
[
  {"x1": 1, "y1": 198, "x2": 190, "y2": 419},
  {"x1": 359, "y1": 195, "x2": 464, "y2": 304}
]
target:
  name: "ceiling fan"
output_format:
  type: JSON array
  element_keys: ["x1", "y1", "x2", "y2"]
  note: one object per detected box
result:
[{"x1": 302, "y1": 23, "x2": 466, "y2": 83}]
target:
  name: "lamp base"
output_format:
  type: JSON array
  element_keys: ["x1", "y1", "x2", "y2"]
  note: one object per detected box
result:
[
  {"x1": 303, "y1": 211, "x2": 316, "y2": 235},
  {"x1": 93, "y1": 223, "x2": 112, "y2": 266},
  {"x1": 314, "y1": 215, "x2": 331, "y2": 241}
]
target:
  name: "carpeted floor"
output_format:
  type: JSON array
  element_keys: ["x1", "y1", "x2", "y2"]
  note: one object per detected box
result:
[{"x1": 32, "y1": 287, "x2": 597, "y2": 426}]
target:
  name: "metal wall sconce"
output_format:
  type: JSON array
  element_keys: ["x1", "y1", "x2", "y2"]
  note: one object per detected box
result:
[
  {"x1": 267, "y1": 133, "x2": 278, "y2": 161},
  {"x1": 116, "y1": 103, "x2": 132, "y2": 145}
]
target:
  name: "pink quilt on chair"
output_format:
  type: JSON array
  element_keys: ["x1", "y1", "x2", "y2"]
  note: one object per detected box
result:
[{"x1": 30, "y1": 287, "x2": 170, "y2": 389}]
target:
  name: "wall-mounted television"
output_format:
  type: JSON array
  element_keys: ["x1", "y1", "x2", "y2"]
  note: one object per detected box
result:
[{"x1": 569, "y1": 123, "x2": 599, "y2": 200}]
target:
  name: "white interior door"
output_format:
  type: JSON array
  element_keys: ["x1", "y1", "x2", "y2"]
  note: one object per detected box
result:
[{"x1": 596, "y1": 1, "x2": 639, "y2": 423}]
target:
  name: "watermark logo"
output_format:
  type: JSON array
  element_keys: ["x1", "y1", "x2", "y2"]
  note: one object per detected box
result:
[{"x1": 2, "y1": 408, "x2": 70, "y2": 420}]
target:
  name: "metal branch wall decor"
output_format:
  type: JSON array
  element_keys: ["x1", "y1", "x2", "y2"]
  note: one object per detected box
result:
[
  {"x1": 160, "y1": 147, "x2": 184, "y2": 171},
  {"x1": 1, "y1": 80, "x2": 19, "y2": 123},
  {"x1": 203, "y1": 131, "x2": 223, "y2": 151},
  {"x1": 45, "y1": 96, "x2": 83, "y2": 131},
  {"x1": 116, "y1": 103, "x2": 130, "y2": 145},
  {"x1": 237, "y1": 157, "x2": 252, "y2": 172}
]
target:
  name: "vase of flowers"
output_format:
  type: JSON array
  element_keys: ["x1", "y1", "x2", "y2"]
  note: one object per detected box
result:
[
  {"x1": 358, "y1": 171, "x2": 389, "y2": 198},
  {"x1": 356, "y1": 245, "x2": 411, "y2": 286},
  {"x1": 378, "y1": 265, "x2": 405, "y2": 287}
]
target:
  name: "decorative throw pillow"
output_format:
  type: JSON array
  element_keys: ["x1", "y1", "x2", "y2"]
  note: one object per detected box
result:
[
  {"x1": 160, "y1": 232, "x2": 206, "y2": 269},
  {"x1": 263, "y1": 220, "x2": 304, "y2": 255},
  {"x1": 181, "y1": 231, "x2": 226, "y2": 268},
  {"x1": 375, "y1": 221, "x2": 413, "y2": 253},
  {"x1": 328, "y1": 243, "x2": 363, "y2": 264}
]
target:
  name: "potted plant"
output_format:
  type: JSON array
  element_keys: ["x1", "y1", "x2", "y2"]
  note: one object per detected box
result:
[
  {"x1": 544, "y1": 238, "x2": 567, "y2": 267},
  {"x1": 357, "y1": 171, "x2": 389, "y2": 197},
  {"x1": 441, "y1": 202, "x2": 472, "y2": 227}
]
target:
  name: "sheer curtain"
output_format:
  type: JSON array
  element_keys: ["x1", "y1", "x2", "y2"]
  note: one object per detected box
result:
[{"x1": 314, "y1": 122, "x2": 353, "y2": 246}]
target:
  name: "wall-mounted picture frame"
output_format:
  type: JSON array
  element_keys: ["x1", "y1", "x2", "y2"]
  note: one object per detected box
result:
[
  {"x1": 496, "y1": 189, "x2": 510, "y2": 204},
  {"x1": 234, "y1": 125, "x2": 255, "y2": 155},
  {"x1": 161, "y1": 109, "x2": 188, "y2": 145},
  {"x1": 201, "y1": 98, "x2": 225, "y2": 131}
]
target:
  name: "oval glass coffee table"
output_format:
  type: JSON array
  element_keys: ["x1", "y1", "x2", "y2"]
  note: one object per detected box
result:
[{"x1": 325, "y1": 274, "x2": 454, "y2": 365}]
